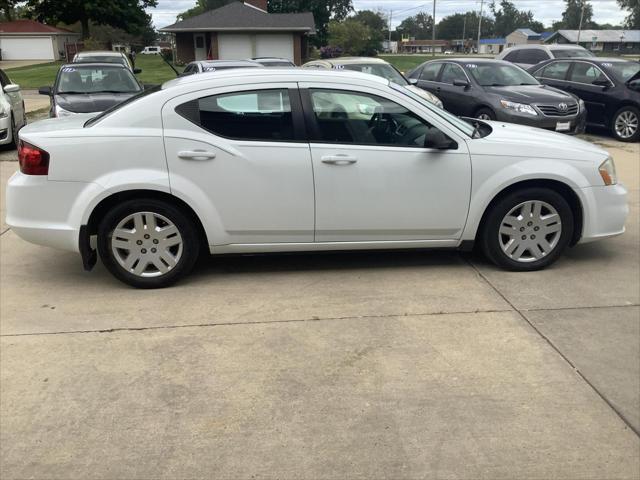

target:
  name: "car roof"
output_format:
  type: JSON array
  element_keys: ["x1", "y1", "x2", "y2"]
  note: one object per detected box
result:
[
  {"x1": 76, "y1": 51, "x2": 124, "y2": 56},
  {"x1": 433, "y1": 57, "x2": 510, "y2": 65},
  {"x1": 163, "y1": 67, "x2": 389, "y2": 89},
  {"x1": 252, "y1": 57, "x2": 292, "y2": 61},
  {"x1": 61, "y1": 62, "x2": 129, "y2": 69},
  {"x1": 323, "y1": 57, "x2": 389, "y2": 65},
  {"x1": 192, "y1": 60, "x2": 262, "y2": 67}
]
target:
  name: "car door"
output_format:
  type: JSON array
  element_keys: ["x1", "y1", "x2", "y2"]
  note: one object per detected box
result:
[
  {"x1": 566, "y1": 61, "x2": 609, "y2": 125},
  {"x1": 435, "y1": 63, "x2": 476, "y2": 116},
  {"x1": 161, "y1": 84, "x2": 315, "y2": 245},
  {"x1": 299, "y1": 83, "x2": 471, "y2": 243},
  {"x1": 415, "y1": 62, "x2": 444, "y2": 96},
  {"x1": 531, "y1": 61, "x2": 572, "y2": 91}
]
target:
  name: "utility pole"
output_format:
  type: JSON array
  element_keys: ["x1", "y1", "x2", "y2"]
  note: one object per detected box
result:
[
  {"x1": 577, "y1": 0, "x2": 585, "y2": 44},
  {"x1": 388, "y1": 10, "x2": 393, "y2": 48},
  {"x1": 462, "y1": 14, "x2": 467, "y2": 53},
  {"x1": 432, "y1": 0, "x2": 436, "y2": 57},
  {"x1": 477, "y1": 0, "x2": 484, "y2": 55}
]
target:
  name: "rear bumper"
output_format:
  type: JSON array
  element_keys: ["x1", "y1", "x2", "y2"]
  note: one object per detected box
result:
[
  {"x1": 578, "y1": 183, "x2": 629, "y2": 243},
  {"x1": 6, "y1": 171, "x2": 102, "y2": 252}
]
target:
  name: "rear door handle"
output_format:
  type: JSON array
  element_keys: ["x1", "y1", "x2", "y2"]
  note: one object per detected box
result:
[
  {"x1": 178, "y1": 150, "x2": 216, "y2": 160},
  {"x1": 321, "y1": 155, "x2": 357, "y2": 165}
]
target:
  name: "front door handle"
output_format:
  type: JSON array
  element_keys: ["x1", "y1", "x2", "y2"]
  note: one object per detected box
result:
[
  {"x1": 178, "y1": 150, "x2": 216, "y2": 160},
  {"x1": 321, "y1": 154, "x2": 357, "y2": 165}
]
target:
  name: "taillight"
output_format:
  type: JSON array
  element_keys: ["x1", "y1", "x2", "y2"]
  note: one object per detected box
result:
[{"x1": 18, "y1": 141, "x2": 49, "y2": 175}]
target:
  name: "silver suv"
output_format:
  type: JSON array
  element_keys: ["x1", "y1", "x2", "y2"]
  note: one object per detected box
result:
[{"x1": 497, "y1": 44, "x2": 594, "y2": 69}]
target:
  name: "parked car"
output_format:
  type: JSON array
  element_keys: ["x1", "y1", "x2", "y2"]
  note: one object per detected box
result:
[
  {"x1": 0, "y1": 68, "x2": 26, "y2": 147},
  {"x1": 8, "y1": 69, "x2": 627, "y2": 287},
  {"x1": 180, "y1": 60, "x2": 263, "y2": 76},
  {"x1": 497, "y1": 44, "x2": 594, "y2": 69},
  {"x1": 529, "y1": 57, "x2": 640, "y2": 142},
  {"x1": 141, "y1": 46, "x2": 161, "y2": 55},
  {"x1": 407, "y1": 58, "x2": 586, "y2": 134},
  {"x1": 73, "y1": 50, "x2": 141, "y2": 74},
  {"x1": 302, "y1": 57, "x2": 444, "y2": 108},
  {"x1": 38, "y1": 63, "x2": 143, "y2": 117},
  {"x1": 251, "y1": 57, "x2": 296, "y2": 67}
]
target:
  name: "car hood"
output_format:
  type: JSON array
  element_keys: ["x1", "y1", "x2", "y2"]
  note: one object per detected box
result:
[
  {"x1": 469, "y1": 120, "x2": 608, "y2": 163},
  {"x1": 54, "y1": 92, "x2": 137, "y2": 113},
  {"x1": 484, "y1": 84, "x2": 574, "y2": 103}
]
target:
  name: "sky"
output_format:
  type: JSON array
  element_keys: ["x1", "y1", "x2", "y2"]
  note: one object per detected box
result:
[{"x1": 149, "y1": 0, "x2": 627, "y2": 30}]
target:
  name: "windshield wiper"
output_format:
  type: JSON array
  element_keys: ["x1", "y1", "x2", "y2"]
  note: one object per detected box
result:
[
  {"x1": 520, "y1": 83, "x2": 538, "y2": 85},
  {"x1": 94, "y1": 90, "x2": 138, "y2": 94},
  {"x1": 486, "y1": 83, "x2": 506, "y2": 87},
  {"x1": 59, "y1": 91, "x2": 89, "y2": 95}
]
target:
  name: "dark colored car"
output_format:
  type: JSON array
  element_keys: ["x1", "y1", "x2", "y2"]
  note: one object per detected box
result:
[
  {"x1": 39, "y1": 63, "x2": 143, "y2": 117},
  {"x1": 180, "y1": 60, "x2": 263, "y2": 76},
  {"x1": 528, "y1": 57, "x2": 640, "y2": 142},
  {"x1": 407, "y1": 58, "x2": 586, "y2": 135}
]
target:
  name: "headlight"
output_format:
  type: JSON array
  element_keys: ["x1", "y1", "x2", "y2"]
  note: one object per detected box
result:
[
  {"x1": 599, "y1": 157, "x2": 617, "y2": 186},
  {"x1": 500, "y1": 99, "x2": 538, "y2": 116},
  {"x1": 578, "y1": 98, "x2": 585, "y2": 113},
  {"x1": 54, "y1": 104, "x2": 73, "y2": 118}
]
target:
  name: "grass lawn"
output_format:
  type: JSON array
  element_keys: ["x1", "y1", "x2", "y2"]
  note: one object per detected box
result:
[{"x1": 5, "y1": 54, "x2": 183, "y2": 89}]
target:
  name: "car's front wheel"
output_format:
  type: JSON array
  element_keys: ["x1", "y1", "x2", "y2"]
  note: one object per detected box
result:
[
  {"x1": 475, "y1": 108, "x2": 496, "y2": 121},
  {"x1": 481, "y1": 188, "x2": 574, "y2": 271},
  {"x1": 97, "y1": 199, "x2": 200, "y2": 288},
  {"x1": 612, "y1": 106, "x2": 639, "y2": 142}
]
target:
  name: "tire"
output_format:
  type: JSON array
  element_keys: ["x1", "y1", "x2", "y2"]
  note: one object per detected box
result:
[
  {"x1": 97, "y1": 199, "x2": 200, "y2": 288},
  {"x1": 611, "y1": 106, "x2": 640, "y2": 142},
  {"x1": 480, "y1": 188, "x2": 574, "y2": 271},
  {"x1": 475, "y1": 107, "x2": 496, "y2": 121}
]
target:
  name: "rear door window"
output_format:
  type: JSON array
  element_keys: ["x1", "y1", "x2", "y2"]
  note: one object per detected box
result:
[
  {"x1": 420, "y1": 63, "x2": 443, "y2": 81},
  {"x1": 538, "y1": 61, "x2": 571, "y2": 80},
  {"x1": 503, "y1": 50, "x2": 520, "y2": 63},
  {"x1": 176, "y1": 89, "x2": 296, "y2": 142},
  {"x1": 517, "y1": 49, "x2": 550, "y2": 65}
]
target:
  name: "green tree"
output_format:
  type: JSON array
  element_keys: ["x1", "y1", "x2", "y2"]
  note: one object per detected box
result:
[
  {"x1": 491, "y1": 0, "x2": 544, "y2": 36},
  {"x1": 556, "y1": 0, "x2": 596, "y2": 30},
  {"x1": 436, "y1": 12, "x2": 495, "y2": 40},
  {"x1": 26, "y1": 0, "x2": 157, "y2": 39},
  {"x1": 396, "y1": 11, "x2": 433, "y2": 40},
  {"x1": 178, "y1": 0, "x2": 233, "y2": 21},
  {"x1": 617, "y1": 0, "x2": 640, "y2": 29},
  {"x1": 327, "y1": 18, "x2": 371, "y2": 55},
  {"x1": 269, "y1": 0, "x2": 353, "y2": 47},
  {"x1": 353, "y1": 10, "x2": 386, "y2": 54}
]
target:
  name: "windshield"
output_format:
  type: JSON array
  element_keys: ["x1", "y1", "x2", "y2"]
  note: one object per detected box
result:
[
  {"x1": 552, "y1": 49, "x2": 594, "y2": 58},
  {"x1": 390, "y1": 82, "x2": 475, "y2": 137},
  {"x1": 57, "y1": 66, "x2": 141, "y2": 94},
  {"x1": 605, "y1": 61, "x2": 640, "y2": 82},
  {"x1": 468, "y1": 63, "x2": 539, "y2": 86},
  {"x1": 84, "y1": 84, "x2": 160, "y2": 127},
  {"x1": 341, "y1": 63, "x2": 408, "y2": 85}
]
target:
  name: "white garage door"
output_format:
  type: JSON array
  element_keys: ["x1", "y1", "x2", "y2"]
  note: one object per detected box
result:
[
  {"x1": 218, "y1": 34, "x2": 253, "y2": 60},
  {"x1": 255, "y1": 34, "x2": 294, "y2": 61},
  {"x1": 0, "y1": 36, "x2": 54, "y2": 60}
]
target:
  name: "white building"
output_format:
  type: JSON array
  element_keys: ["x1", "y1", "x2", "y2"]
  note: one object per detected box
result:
[{"x1": 0, "y1": 19, "x2": 80, "y2": 61}]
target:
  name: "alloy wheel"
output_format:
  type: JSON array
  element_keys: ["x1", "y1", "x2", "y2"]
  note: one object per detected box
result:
[
  {"x1": 110, "y1": 211, "x2": 183, "y2": 277},
  {"x1": 498, "y1": 200, "x2": 562, "y2": 263},
  {"x1": 615, "y1": 110, "x2": 638, "y2": 140},
  {"x1": 477, "y1": 113, "x2": 492, "y2": 120}
]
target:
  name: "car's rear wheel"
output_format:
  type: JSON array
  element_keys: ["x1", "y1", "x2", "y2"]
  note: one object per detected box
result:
[
  {"x1": 475, "y1": 108, "x2": 496, "y2": 121},
  {"x1": 97, "y1": 199, "x2": 200, "y2": 288},
  {"x1": 481, "y1": 188, "x2": 574, "y2": 271},
  {"x1": 612, "y1": 106, "x2": 639, "y2": 142}
]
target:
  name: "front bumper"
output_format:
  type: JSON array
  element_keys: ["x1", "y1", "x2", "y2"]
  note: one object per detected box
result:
[
  {"x1": 578, "y1": 183, "x2": 629, "y2": 243},
  {"x1": 495, "y1": 108, "x2": 587, "y2": 135}
]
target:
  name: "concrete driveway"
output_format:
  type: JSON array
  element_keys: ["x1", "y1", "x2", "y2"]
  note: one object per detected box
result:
[{"x1": 0, "y1": 134, "x2": 638, "y2": 479}]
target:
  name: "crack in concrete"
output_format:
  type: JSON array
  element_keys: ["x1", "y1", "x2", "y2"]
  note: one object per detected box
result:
[
  {"x1": 0, "y1": 227, "x2": 10, "y2": 236},
  {"x1": 465, "y1": 258, "x2": 640, "y2": 439}
]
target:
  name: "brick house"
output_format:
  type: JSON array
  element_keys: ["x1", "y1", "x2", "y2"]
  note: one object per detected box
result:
[{"x1": 160, "y1": 0, "x2": 315, "y2": 65}]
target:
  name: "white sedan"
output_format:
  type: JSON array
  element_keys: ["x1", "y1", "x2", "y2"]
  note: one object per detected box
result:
[
  {"x1": 7, "y1": 69, "x2": 628, "y2": 288},
  {"x1": 0, "y1": 68, "x2": 27, "y2": 147}
]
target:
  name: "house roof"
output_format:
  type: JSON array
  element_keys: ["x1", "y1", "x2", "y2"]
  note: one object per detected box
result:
[
  {"x1": 540, "y1": 31, "x2": 554, "y2": 40},
  {"x1": 514, "y1": 28, "x2": 540, "y2": 38},
  {"x1": 546, "y1": 29, "x2": 640, "y2": 43},
  {"x1": 160, "y1": 1, "x2": 315, "y2": 34},
  {"x1": 479, "y1": 38, "x2": 506, "y2": 45},
  {"x1": 0, "y1": 19, "x2": 78, "y2": 35}
]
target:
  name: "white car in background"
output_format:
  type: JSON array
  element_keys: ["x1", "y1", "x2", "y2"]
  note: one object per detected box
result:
[
  {"x1": 0, "y1": 68, "x2": 26, "y2": 147},
  {"x1": 6, "y1": 69, "x2": 628, "y2": 288},
  {"x1": 73, "y1": 50, "x2": 141, "y2": 74},
  {"x1": 141, "y1": 46, "x2": 161, "y2": 55}
]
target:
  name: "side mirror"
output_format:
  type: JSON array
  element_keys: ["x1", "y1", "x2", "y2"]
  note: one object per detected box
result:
[
  {"x1": 38, "y1": 86, "x2": 52, "y2": 96},
  {"x1": 453, "y1": 79, "x2": 470, "y2": 88},
  {"x1": 627, "y1": 79, "x2": 640, "y2": 91},
  {"x1": 592, "y1": 79, "x2": 611, "y2": 88},
  {"x1": 133, "y1": 68, "x2": 142, "y2": 74},
  {"x1": 3, "y1": 84, "x2": 20, "y2": 93},
  {"x1": 408, "y1": 78, "x2": 418, "y2": 85},
  {"x1": 425, "y1": 129, "x2": 457, "y2": 150}
]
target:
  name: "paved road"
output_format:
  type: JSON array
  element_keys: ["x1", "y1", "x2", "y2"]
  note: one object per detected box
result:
[{"x1": 1, "y1": 134, "x2": 638, "y2": 479}]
